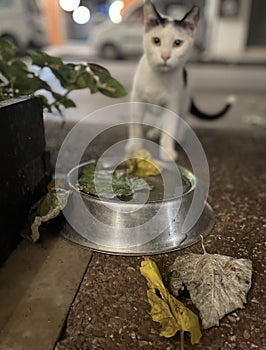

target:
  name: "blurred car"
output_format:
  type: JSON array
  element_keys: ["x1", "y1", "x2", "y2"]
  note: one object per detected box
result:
[
  {"x1": 90, "y1": 0, "x2": 206, "y2": 59},
  {"x1": 0, "y1": 0, "x2": 47, "y2": 51}
]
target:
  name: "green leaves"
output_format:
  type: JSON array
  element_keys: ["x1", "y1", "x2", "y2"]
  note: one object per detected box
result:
[
  {"x1": 50, "y1": 91, "x2": 77, "y2": 114},
  {"x1": 29, "y1": 49, "x2": 127, "y2": 99},
  {"x1": 0, "y1": 38, "x2": 16, "y2": 61},
  {"x1": 0, "y1": 39, "x2": 127, "y2": 114},
  {"x1": 78, "y1": 162, "x2": 153, "y2": 199},
  {"x1": 0, "y1": 41, "x2": 50, "y2": 96},
  {"x1": 0, "y1": 45, "x2": 49, "y2": 96},
  {"x1": 89, "y1": 63, "x2": 127, "y2": 98},
  {"x1": 30, "y1": 49, "x2": 64, "y2": 67}
]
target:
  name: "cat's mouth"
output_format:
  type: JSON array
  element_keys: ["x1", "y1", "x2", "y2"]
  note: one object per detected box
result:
[{"x1": 157, "y1": 63, "x2": 172, "y2": 71}]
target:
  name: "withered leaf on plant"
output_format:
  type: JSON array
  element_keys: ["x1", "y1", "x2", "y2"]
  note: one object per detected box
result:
[{"x1": 22, "y1": 188, "x2": 71, "y2": 242}]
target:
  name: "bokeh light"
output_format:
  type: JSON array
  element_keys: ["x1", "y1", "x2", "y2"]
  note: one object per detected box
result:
[
  {"x1": 59, "y1": 0, "x2": 80, "y2": 12},
  {"x1": 72, "y1": 6, "x2": 91, "y2": 24},
  {"x1": 109, "y1": 0, "x2": 124, "y2": 23}
]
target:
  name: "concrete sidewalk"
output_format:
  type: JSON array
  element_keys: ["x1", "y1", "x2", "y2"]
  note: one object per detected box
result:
[{"x1": 0, "y1": 230, "x2": 92, "y2": 350}]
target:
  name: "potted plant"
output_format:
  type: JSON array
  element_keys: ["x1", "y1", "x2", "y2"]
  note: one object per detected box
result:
[{"x1": 0, "y1": 39, "x2": 127, "y2": 264}]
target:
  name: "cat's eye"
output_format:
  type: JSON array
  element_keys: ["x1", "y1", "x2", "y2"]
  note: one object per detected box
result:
[
  {"x1": 152, "y1": 37, "x2": 161, "y2": 46},
  {"x1": 173, "y1": 39, "x2": 183, "y2": 47}
]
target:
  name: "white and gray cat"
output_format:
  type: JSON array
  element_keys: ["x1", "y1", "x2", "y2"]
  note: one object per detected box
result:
[{"x1": 126, "y1": 0, "x2": 233, "y2": 160}]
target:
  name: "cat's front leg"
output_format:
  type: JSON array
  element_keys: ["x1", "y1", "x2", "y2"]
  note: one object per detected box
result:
[
  {"x1": 160, "y1": 133, "x2": 178, "y2": 161},
  {"x1": 159, "y1": 106, "x2": 178, "y2": 161},
  {"x1": 125, "y1": 103, "x2": 145, "y2": 153}
]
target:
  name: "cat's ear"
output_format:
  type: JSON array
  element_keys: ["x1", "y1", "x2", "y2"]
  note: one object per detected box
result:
[
  {"x1": 181, "y1": 6, "x2": 200, "y2": 35},
  {"x1": 144, "y1": 0, "x2": 162, "y2": 33}
]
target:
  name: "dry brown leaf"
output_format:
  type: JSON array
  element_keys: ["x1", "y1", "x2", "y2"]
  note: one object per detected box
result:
[
  {"x1": 170, "y1": 246, "x2": 253, "y2": 329},
  {"x1": 140, "y1": 257, "x2": 201, "y2": 345}
]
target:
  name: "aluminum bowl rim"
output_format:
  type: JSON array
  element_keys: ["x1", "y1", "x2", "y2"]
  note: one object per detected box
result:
[{"x1": 66, "y1": 159, "x2": 196, "y2": 205}]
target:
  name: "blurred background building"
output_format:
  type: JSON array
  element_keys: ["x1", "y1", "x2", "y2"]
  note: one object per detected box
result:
[{"x1": 0, "y1": 0, "x2": 265, "y2": 62}]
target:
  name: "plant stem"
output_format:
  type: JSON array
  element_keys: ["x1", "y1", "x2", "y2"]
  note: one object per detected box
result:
[
  {"x1": 180, "y1": 331, "x2": 184, "y2": 350},
  {"x1": 200, "y1": 234, "x2": 207, "y2": 254}
]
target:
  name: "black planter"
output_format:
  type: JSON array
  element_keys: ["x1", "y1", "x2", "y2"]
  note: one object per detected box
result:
[{"x1": 0, "y1": 96, "x2": 51, "y2": 264}]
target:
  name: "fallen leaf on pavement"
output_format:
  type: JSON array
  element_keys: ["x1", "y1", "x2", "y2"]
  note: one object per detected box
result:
[
  {"x1": 169, "y1": 244, "x2": 253, "y2": 329},
  {"x1": 140, "y1": 257, "x2": 201, "y2": 345}
]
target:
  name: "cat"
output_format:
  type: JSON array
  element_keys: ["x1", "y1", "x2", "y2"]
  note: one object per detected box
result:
[{"x1": 126, "y1": 0, "x2": 234, "y2": 161}]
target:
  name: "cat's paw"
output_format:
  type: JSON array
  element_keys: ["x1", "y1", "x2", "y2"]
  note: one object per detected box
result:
[
  {"x1": 160, "y1": 148, "x2": 178, "y2": 162},
  {"x1": 146, "y1": 127, "x2": 161, "y2": 141},
  {"x1": 125, "y1": 139, "x2": 143, "y2": 153}
]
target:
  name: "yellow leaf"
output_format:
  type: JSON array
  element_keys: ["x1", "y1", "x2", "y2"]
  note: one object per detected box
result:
[
  {"x1": 147, "y1": 288, "x2": 181, "y2": 338},
  {"x1": 169, "y1": 294, "x2": 202, "y2": 345},
  {"x1": 140, "y1": 258, "x2": 201, "y2": 345},
  {"x1": 140, "y1": 257, "x2": 168, "y2": 299},
  {"x1": 125, "y1": 149, "x2": 161, "y2": 177}
]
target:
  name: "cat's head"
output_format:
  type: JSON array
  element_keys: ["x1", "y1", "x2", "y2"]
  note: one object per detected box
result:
[{"x1": 143, "y1": 0, "x2": 200, "y2": 71}]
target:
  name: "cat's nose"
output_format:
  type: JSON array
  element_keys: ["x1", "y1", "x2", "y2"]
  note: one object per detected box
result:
[{"x1": 161, "y1": 54, "x2": 170, "y2": 63}]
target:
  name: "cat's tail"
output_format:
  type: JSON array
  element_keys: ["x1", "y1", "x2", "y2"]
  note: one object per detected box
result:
[{"x1": 190, "y1": 96, "x2": 236, "y2": 120}]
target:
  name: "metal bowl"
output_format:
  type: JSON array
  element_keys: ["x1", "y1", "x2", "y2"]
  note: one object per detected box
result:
[{"x1": 61, "y1": 159, "x2": 215, "y2": 255}]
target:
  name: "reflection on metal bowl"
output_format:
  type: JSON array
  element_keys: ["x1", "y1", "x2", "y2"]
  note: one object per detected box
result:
[{"x1": 61, "y1": 159, "x2": 215, "y2": 255}]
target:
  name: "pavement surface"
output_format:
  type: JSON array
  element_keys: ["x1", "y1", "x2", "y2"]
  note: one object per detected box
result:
[
  {"x1": 50, "y1": 126, "x2": 265, "y2": 350},
  {"x1": 0, "y1": 230, "x2": 92, "y2": 350}
]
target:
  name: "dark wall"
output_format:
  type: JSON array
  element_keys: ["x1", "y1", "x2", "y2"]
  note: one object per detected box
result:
[
  {"x1": 0, "y1": 97, "x2": 50, "y2": 264},
  {"x1": 247, "y1": 0, "x2": 266, "y2": 46}
]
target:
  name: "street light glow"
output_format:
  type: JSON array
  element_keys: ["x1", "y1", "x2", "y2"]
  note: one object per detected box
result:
[
  {"x1": 109, "y1": 0, "x2": 124, "y2": 23},
  {"x1": 72, "y1": 6, "x2": 91, "y2": 24},
  {"x1": 59, "y1": 0, "x2": 80, "y2": 12}
]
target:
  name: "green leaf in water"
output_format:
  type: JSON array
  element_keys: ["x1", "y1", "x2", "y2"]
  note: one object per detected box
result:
[{"x1": 78, "y1": 162, "x2": 152, "y2": 199}]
